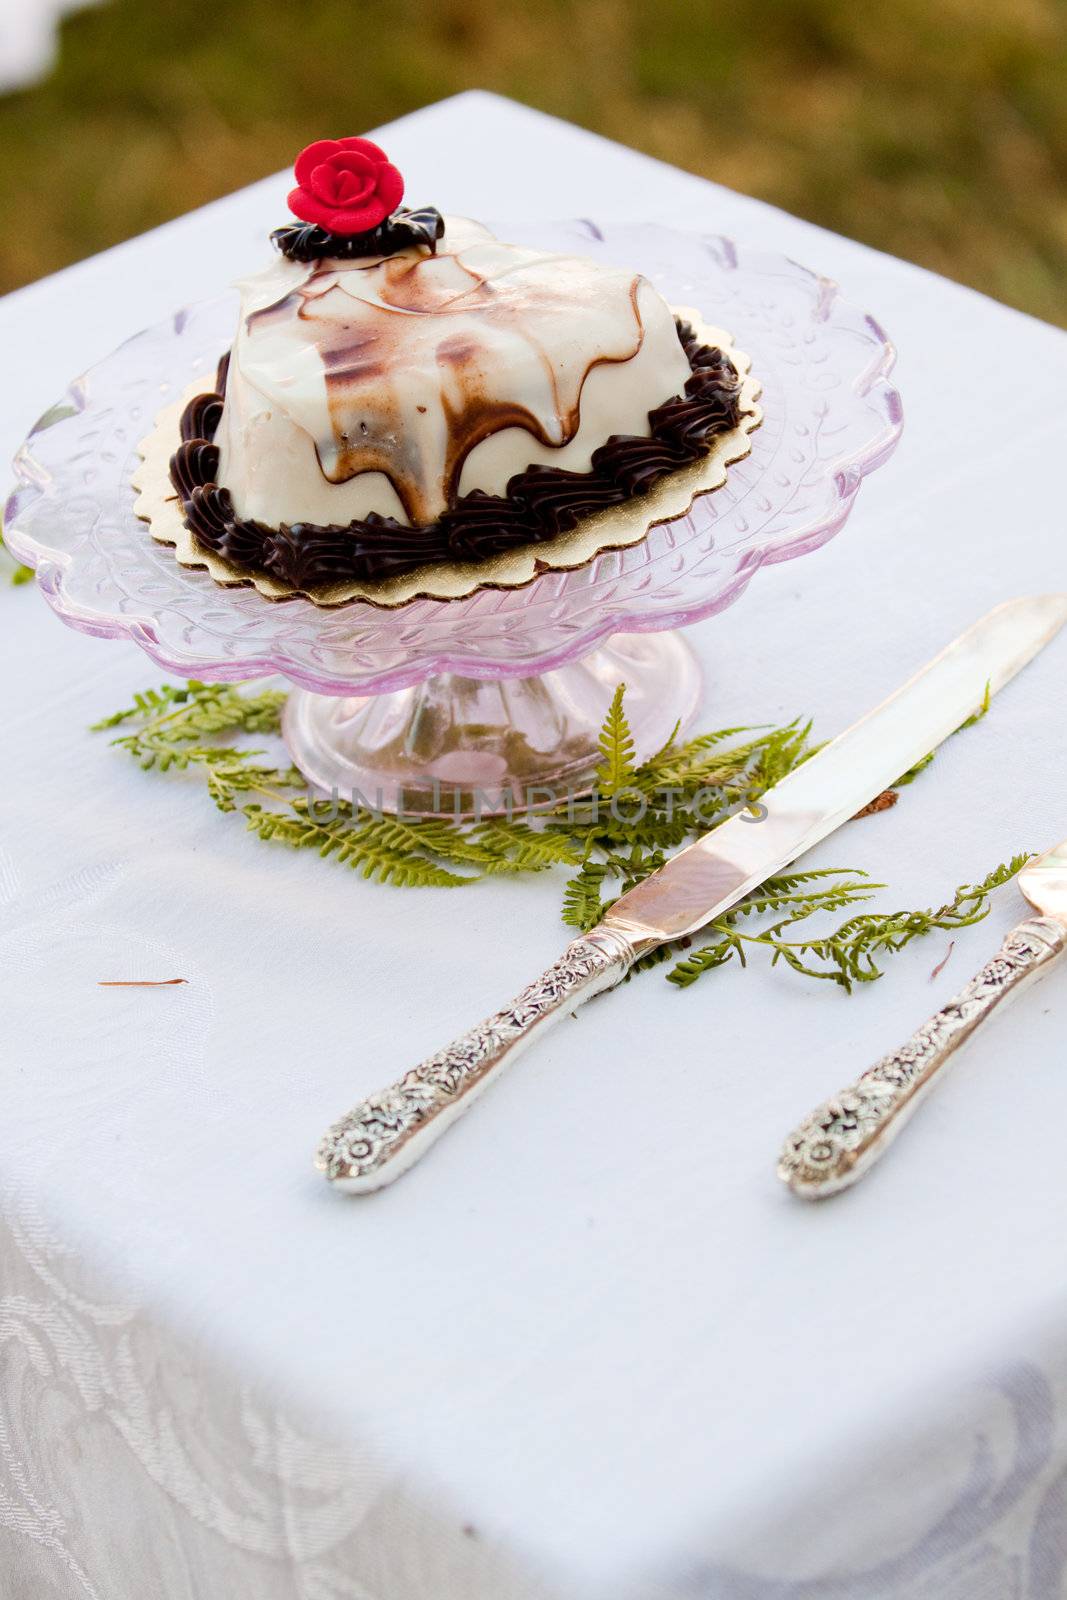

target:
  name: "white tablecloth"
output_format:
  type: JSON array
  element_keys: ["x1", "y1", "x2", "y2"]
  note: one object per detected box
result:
[{"x1": 3, "y1": 91, "x2": 1067, "y2": 1600}]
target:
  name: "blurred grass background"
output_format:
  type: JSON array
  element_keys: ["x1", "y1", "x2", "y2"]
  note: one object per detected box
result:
[{"x1": 2, "y1": 0, "x2": 1066, "y2": 323}]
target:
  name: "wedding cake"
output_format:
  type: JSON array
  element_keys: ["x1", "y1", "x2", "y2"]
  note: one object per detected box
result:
[{"x1": 167, "y1": 136, "x2": 751, "y2": 588}]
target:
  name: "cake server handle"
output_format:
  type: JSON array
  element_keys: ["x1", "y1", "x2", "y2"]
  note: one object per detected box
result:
[
  {"x1": 777, "y1": 915, "x2": 1067, "y2": 1198},
  {"x1": 315, "y1": 927, "x2": 637, "y2": 1193}
]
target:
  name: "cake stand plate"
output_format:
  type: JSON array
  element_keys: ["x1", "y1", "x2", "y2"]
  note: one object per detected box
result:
[{"x1": 4, "y1": 221, "x2": 902, "y2": 815}]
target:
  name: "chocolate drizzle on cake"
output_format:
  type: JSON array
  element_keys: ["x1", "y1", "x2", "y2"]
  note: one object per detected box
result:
[
  {"x1": 243, "y1": 244, "x2": 651, "y2": 526},
  {"x1": 272, "y1": 207, "x2": 446, "y2": 264},
  {"x1": 168, "y1": 325, "x2": 744, "y2": 588}
]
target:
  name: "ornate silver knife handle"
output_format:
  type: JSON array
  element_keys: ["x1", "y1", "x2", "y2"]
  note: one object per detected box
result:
[
  {"x1": 315, "y1": 928, "x2": 637, "y2": 1193},
  {"x1": 778, "y1": 916, "x2": 1067, "y2": 1198}
]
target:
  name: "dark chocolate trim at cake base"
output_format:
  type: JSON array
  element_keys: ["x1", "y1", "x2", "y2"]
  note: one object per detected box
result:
[{"x1": 168, "y1": 324, "x2": 746, "y2": 588}]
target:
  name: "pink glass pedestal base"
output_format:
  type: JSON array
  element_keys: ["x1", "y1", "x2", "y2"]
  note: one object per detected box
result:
[{"x1": 281, "y1": 631, "x2": 701, "y2": 816}]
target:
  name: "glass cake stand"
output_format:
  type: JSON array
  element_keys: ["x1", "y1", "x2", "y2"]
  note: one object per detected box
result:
[{"x1": 4, "y1": 221, "x2": 902, "y2": 815}]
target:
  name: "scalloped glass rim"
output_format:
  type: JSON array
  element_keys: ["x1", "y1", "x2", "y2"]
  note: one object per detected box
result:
[{"x1": 4, "y1": 221, "x2": 902, "y2": 696}]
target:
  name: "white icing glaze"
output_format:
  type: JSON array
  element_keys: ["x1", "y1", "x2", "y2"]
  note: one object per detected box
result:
[{"x1": 216, "y1": 218, "x2": 692, "y2": 528}]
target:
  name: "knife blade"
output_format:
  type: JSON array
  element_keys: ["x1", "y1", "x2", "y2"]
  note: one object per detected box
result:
[{"x1": 316, "y1": 595, "x2": 1067, "y2": 1193}]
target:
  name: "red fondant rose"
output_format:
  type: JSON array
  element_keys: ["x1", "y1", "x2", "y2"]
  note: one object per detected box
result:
[{"x1": 287, "y1": 137, "x2": 404, "y2": 235}]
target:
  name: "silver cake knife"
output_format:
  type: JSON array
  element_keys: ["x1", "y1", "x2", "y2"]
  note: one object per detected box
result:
[
  {"x1": 315, "y1": 596, "x2": 1067, "y2": 1194},
  {"x1": 778, "y1": 833, "x2": 1067, "y2": 1198}
]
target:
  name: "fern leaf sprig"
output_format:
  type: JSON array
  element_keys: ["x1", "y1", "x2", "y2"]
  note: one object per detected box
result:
[
  {"x1": 470, "y1": 820, "x2": 583, "y2": 871},
  {"x1": 95, "y1": 681, "x2": 286, "y2": 741},
  {"x1": 668, "y1": 855, "x2": 1028, "y2": 992},
  {"x1": 561, "y1": 860, "x2": 613, "y2": 930},
  {"x1": 243, "y1": 805, "x2": 473, "y2": 886},
  {"x1": 92, "y1": 676, "x2": 1011, "y2": 990},
  {"x1": 595, "y1": 683, "x2": 637, "y2": 796}
]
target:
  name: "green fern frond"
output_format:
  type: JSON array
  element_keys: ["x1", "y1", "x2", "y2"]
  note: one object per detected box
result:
[
  {"x1": 595, "y1": 683, "x2": 636, "y2": 796},
  {"x1": 666, "y1": 935, "x2": 743, "y2": 987},
  {"x1": 668, "y1": 854, "x2": 1027, "y2": 992},
  {"x1": 346, "y1": 813, "x2": 502, "y2": 869},
  {"x1": 471, "y1": 820, "x2": 583, "y2": 869},
  {"x1": 895, "y1": 750, "x2": 936, "y2": 787},
  {"x1": 91, "y1": 676, "x2": 1013, "y2": 992},
  {"x1": 957, "y1": 679, "x2": 992, "y2": 732},
  {"x1": 728, "y1": 878, "x2": 878, "y2": 923},
  {"x1": 243, "y1": 807, "x2": 473, "y2": 886},
  {"x1": 749, "y1": 718, "x2": 820, "y2": 791},
  {"x1": 562, "y1": 860, "x2": 612, "y2": 930}
]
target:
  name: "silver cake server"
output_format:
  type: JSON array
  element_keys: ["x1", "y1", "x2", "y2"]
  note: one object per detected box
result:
[
  {"x1": 316, "y1": 595, "x2": 1067, "y2": 1194},
  {"x1": 779, "y1": 835, "x2": 1067, "y2": 1198}
]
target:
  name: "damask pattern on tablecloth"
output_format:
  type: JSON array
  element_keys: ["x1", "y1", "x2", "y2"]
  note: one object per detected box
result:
[
  {"x1": 681, "y1": 1364, "x2": 1067, "y2": 1600},
  {"x1": 3, "y1": 1172, "x2": 1067, "y2": 1600},
  {"x1": 0, "y1": 1182, "x2": 564, "y2": 1600}
]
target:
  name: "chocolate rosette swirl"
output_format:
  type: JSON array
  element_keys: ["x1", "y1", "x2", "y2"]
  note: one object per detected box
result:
[{"x1": 272, "y1": 207, "x2": 446, "y2": 264}]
